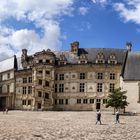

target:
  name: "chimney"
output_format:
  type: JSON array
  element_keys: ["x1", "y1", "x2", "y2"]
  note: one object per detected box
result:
[{"x1": 71, "y1": 41, "x2": 79, "y2": 55}]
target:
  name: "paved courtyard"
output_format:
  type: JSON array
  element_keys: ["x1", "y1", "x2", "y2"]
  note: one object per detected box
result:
[{"x1": 0, "y1": 111, "x2": 140, "y2": 140}]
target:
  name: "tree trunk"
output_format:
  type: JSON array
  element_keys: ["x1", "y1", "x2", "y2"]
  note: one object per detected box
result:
[{"x1": 123, "y1": 107, "x2": 125, "y2": 113}]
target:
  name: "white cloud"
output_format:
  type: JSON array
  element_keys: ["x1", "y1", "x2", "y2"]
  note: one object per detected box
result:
[
  {"x1": 114, "y1": 1, "x2": 140, "y2": 25},
  {"x1": 0, "y1": 0, "x2": 74, "y2": 60},
  {"x1": 91, "y1": 0, "x2": 108, "y2": 6},
  {"x1": 78, "y1": 7, "x2": 89, "y2": 16}
]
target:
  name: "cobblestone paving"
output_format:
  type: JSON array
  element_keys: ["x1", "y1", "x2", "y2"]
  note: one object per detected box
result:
[{"x1": 0, "y1": 111, "x2": 140, "y2": 140}]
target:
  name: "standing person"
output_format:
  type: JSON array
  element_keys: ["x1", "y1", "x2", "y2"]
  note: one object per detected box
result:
[
  {"x1": 115, "y1": 110, "x2": 120, "y2": 124},
  {"x1": 96, "y1": 110, "x2": 102, "y2": 125},
  {"x1": 5, "y1": 107, "x2": 8, "y2": 114}
]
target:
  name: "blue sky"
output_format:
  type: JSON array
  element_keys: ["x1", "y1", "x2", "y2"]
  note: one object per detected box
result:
[{"x1": 0, "y1": 0, "x2": 140, "y2": 60}]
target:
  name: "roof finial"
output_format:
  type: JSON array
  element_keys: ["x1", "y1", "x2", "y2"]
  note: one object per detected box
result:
[{"x1": 126, "y1": 42, "x2": 132, "y2": 52}]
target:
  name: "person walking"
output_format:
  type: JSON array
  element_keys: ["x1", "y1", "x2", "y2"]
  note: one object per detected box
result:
[
  {"x1": 5, "y1": 107, "x2": 8, "y2": 114},
  {"x1": 115, "y1": 110, "x2": 120, "y2": 124},
  {"x1": 96, "y1": 110, "x2": 102, "y2": 125}
]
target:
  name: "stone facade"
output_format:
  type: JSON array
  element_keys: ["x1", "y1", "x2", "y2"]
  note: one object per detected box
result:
[
  {"x1": 0, "y1": 56, "x2": 17, "y2": 110},
  {"x1": 0, "y1": 41, "x2": 129, "y2": 111},
  {"x1": 120, "y1": 78, "x2": 140, "y2": 113},
  {"x1": 120, "y1": 51, "x2": 140, "y2": 113}
]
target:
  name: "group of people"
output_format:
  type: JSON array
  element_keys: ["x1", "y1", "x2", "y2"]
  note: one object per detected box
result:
[{"x1": 95, "y1": 110, "x2": 120, "y2": 125}]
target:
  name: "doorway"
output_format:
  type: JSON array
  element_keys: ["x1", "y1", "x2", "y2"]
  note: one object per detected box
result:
[
  {"x1": 37, "y1": 103, "x2": 41, "y2": 109},
  {"x1": 96, "y1": 103, "x2": 100, "y2": 110},
  {"x1": 0, "y1": 97, "x2": 6, "y2": 110}
]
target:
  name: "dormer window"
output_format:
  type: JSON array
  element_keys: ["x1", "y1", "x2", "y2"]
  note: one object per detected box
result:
[
  {"x1": 60, "y1": 61, "x2": 65, "y2": 65},
  {"x1": 79, "y1": 54, "x2": 87, "y2": 64},
  {"x1": 80, "y1": 54, "x2": 86, "y2": 59},
  {"x1": 59, "y1": 54, "x2": 67, "y2": 65},
  {"x1": 96, "y1": 52, "x2": 105, "y2": 64},
  {"x1": 108, "y1": 54, "x2": 117, "y2": 64},
  {"x1": 80, "y1": 61, "x2": 86, "y2": 64}
]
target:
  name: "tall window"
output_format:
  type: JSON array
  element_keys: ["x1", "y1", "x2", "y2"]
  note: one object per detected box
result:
[
  {"x1": 83, "y1": 99, "x2": 88, "y2": 104},
  {"x1": 97, "y1": 73, "x2": 103, "y2": 79},
  {"x1": 23, "y1": 87, "x2": 26, "y2": 94},
  {"x1": 103, "y1": 99, "x2": 107, "y2": 104},
  {"x1": 59, "y1": 84, "x2": 64, "y2": 92},
  {"x1": 90, "y1": 99, "x2": 94, "y2": 104},
  {"x1": 23, "y1": 78, "x2": 27, "y2": 83},
  {"x1": 28, "y1": 77, "x2": 32, "y2": 83},
  {"x1": 45, "y1": 93, "x2": 49, "y2": 99},
  {"x1": 97, "y1": 83, "x2": 102, "y2": 92},
  {"x1": 77, "y1": 99, "x2": 81, "y2": 104},
  {"x1": 80, "y1": 83, "x2": 85, "y2": 92},
  {"x1": 7, "y1": 73, "x2": 10, "y2": 79},
  {"x1": 55, "y1": 84, "x2": 57, "y2": 93},
  {"x1": 22, "y1": 100, "x2": 26, "y2": 105},
  {"x1": 80, "y1": 73, "x2": 85, "y2": 79},
  {"x1": 38, "y1": 91, "x2": 42, "y2": 97},
  {"x1": 28, "y1": 86, "x2": 32, "y2": 94},
  {"x1": 65, "y1": 99, "x2": 68, "y2": 104},
  {"x1": 59, "y1": 74, "x2": 64, "y2": 80},
  {"x1": 28, "y1": 100, "x2": 31, "y2": 105},
  {"x1": 45, "y1": 81, "x2": 49, "y2": 87},
  {"x1": 55, "y1": 99, "x2": 57, "y2": 105},
  {"x1": 110, "y1": 73, "x2": 115, "y2": 80},
  {"x1": 59, "y1": 99, "x2": 63, "y2": 104},
  {"x1": 38, "y1": 79, "x2": 42, "y2": 85},
  {"x1": 109, "y1": 83, "x2": 115, "y2": 92}
]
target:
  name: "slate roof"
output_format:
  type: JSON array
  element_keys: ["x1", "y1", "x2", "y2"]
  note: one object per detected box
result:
[
  {"x1": 55, "y1": 48, "x2": 127, "y2": 64},
  {"x1": 85, "y1": 48, "x2": 126, "y2": 64},
  {"x1": 0, "y1": 48, "x2": 127, "y2": 73},
  {"x1": 54, "y1": 51, "x2": 79, "y2": 64},
  {"x1": 122, "y1": 52, "x2": 140, "y2": 81},
  {"x1": 0, "y1": 56, "x2": 17, "y2": 73}
]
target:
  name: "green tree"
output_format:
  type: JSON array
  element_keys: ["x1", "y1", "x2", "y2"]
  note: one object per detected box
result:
[{"x1": 106, "y1": 88, "x2": 128, "y2": 114}]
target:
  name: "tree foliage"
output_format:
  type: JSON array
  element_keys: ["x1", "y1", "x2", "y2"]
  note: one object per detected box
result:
[{"x1": 106, "y1": 88, "x2": 128, "y2": 113}]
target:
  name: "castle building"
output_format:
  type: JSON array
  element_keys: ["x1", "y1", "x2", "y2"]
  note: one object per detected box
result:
[{"x1": 0, "y1": 41, "x2": 129, "y2": 111}]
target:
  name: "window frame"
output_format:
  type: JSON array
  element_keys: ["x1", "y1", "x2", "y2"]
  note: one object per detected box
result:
[
  {"x1": 80, "y1": 83, "x2": 85, "y2": 92},
  {"x1": 97, "y1": 83, "x2": 103, "y2": 92}
]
